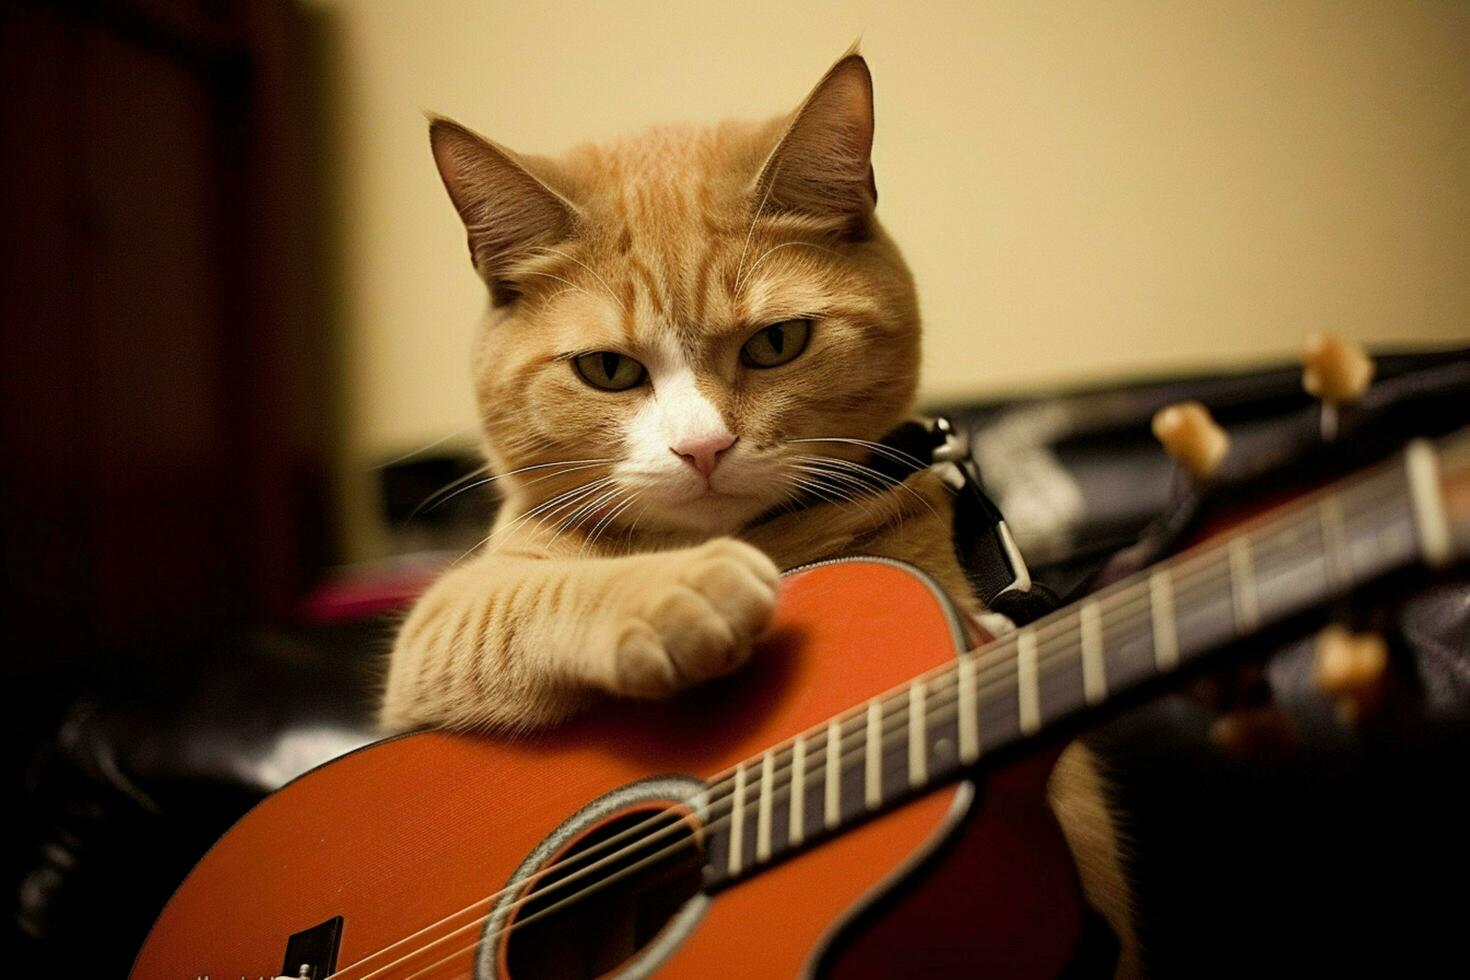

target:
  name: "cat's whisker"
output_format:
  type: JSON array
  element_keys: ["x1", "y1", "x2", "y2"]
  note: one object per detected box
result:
[
  {"x1": 732, "y1": 159, "x2": 782, "y2": 292},
  {"x1": 501, "y1": 479, "x2": 617, "y2": 543},
  {"x1": 497, "y1": 462, "x2": 622, "y2": 518},
  {"x1": 788, "y1": 436, "x2": 931, "y2": 472},
  {"x1": 788, "y1": 458, "x2": 886, "y2": 491},
  {"x1": 765, "y1": 482, "x2": 805, "y2": 520},
  {"x1": 620, "y1": 496, "x2": 656, "y2": 555},
  {"x1": 791, "y1": 454, "x2": 943, "y2": 521},
  {"x1": 800, "y1": 473, "x2": 908, "y2": 539},
  {"x1": 743, "y1": 240, "x2": 841, "y2": 280},
  {"x1": 583, "y1": 491, "x2": 641, "y2": 556},
  {"x1": 453, "y1": 479, "x2": 603, "y2": 566},
  {"x1": 791, "y1": 456, "x2": 900, "y2": 493},
  {"x1": 786, "y1": 440, "x2": 929, "y2": 481},
  {"x1": 523, "y1": 482, "x2": 617, "y2": 540},
  {"x1": 784, "y1": 464, "x2": 902, "y2": 527},
  {"x1": 595, "y1": 496, "x2": 638, "y2": 548},
  {"x1": 520, "y1": 270, "x2": 601, "y2": 304},
  {"x1": 776, "y1": 470, "x2": 815, "y2": 503},
  {"x1": 376, "y1": 426, "x2": 479, "y2": 470},
  {"x1": 406, "y1": 463, "x2": 494, "y2": 522},
  {"x1": 787, "y1": 471, "x2": 862, "y2": 507},
  {"x1": 412, "y1": 458, "x2": 613, "y2": 521},
  {"x1": 788, "y1": 477, "x2": 858, "y2": 513},
  {"x1": 488, "y1": 477, "x2": 617, "y2": 552},
  {"x1": 480, "y1": 500, "x2": 585, "y2": 558},
  {"x1": 456, "y1": 483, "x2": 602, "y2": 564},
  {"x1": 504, "y1": 476, "x2": 614, "y2": 528},
  {"x1": 552, "y1": 484, "x2": 626, "y2": 544},
  {"x1": 788, "y1": 464, "x2": 874, "y2": 501},
  {"x1": 516, "y1": 461, "x2": 616, "y2": 491},
  {"x1": 539, "y1": 287, "x2": 583, "y2": 305},
  {"x1": 577, "y1": 488, "x2": 628, "y2": 554},
  {"x1": 563, "y1": 497, "x2": 623, "y2": 550},
  {"x1": 528, "y1": 246, "x2": 629, "y2": 313},
  {"x1": 826, "y1": 456, "x2": 946, "y2": 515},
  {"x1": 559, "y1": 485, "x2": 623, "y2": 537},
  {"x1": 450, "y1": 528, "x2": 496, "y2": 566}
]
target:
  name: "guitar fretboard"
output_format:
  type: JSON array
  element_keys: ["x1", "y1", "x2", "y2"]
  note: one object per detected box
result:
[{"x1": 701, "y1": 445, "x2": 1443, "y2": 890}]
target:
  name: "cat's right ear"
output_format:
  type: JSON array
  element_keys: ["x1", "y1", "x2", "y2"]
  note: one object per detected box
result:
[
  {"x1": 429, "y1": 117, "x2": 578, "y2": 305},
  {"x1": 753, "y1": 51, "x2": 877, "y2": 234}
]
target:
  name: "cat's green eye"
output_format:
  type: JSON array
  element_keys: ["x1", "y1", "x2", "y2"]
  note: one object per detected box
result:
[
  {"x1": 740, "y1": 319, "x2": 811, "y2": 369},
  {"x1": 573, "y1": 350, "x2": 647, "y2": 391}
]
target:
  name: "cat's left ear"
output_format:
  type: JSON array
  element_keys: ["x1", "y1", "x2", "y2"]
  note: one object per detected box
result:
[
  {"x1": 754, "y1": 51, "x2": 877, "y2": 231},
  {"x1": 429, "y1": 116, "x2": 580, "y2": 305}
]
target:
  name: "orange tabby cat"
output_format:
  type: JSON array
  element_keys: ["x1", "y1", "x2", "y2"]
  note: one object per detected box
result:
[{"x1": 380, "y1": 52, "x2": 1137, "y2": 975}]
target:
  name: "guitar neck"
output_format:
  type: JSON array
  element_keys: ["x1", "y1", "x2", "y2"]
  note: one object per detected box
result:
[{"x1": 702, "y1": 432, "x2": 1468, "y2": 890}]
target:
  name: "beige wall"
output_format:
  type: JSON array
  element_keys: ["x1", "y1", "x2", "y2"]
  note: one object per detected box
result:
[{"x1": 318, "y1": 0, "x2": 1470, "y2": 557}]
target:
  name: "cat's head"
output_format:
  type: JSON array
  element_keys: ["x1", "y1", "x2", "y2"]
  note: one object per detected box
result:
[{"x1": 431, "y1": 53, "x2": 920, "y2": 541}]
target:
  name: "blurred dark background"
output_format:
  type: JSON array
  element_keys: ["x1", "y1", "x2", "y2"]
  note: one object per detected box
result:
[
  {"x1": 0, "y1": 0, "x2": 344, "y2": 967},
  {"x1": 1, "y1": 0, "x2": 336, "y2": 692}
]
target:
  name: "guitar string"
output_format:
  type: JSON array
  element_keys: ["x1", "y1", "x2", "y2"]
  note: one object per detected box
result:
[
  {"x1": 683, "y1": 473, "x2": 1403, "y2": 831},
  {"x1": 347, "y1": 523, "x2": 1272, "y2": 973},
  {"x1": 335, "y1": 468, "x2": 1406, "y2": 979},
  {"x1": 355, "y1": 488, "x2": 1414, "y2": 980},
  {"x1": 370, "y1": 498, "x2": 1415, "y2": 979},
  {"x1": 365, "y1": 555, "x2": 1264, "y2": 979},
  {"x1": 333, "y1": 521, "x2": 1272, "y2": 979},
  {"x1": 333, "y1": 466, "x2": 1407, "y2": 978},
  {"x1": 338, "y1": 469, "x2": 1407, "y2": 980},
  {"x1": 395, "y1": 480, "x2": 1411, "y2": 980}
]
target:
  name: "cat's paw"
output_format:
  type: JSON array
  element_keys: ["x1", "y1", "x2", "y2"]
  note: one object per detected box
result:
[{"x1": 605, "y1": 539, "x2": 780, "y2": 698}]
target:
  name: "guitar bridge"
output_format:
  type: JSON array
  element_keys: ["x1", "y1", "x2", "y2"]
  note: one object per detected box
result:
[{"x1": 280, "y1": 915, "x2": 343, "y2": 979}]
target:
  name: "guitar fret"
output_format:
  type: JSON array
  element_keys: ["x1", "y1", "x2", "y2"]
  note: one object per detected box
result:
[
  {"x1": 824, "y1": 718, "x2": 840, "y2": 830},
  {"x1": 1229, "y1": 536, "x2": 1259, "y2": 632},
  {"x1": 1405, "y1": 440, "x2": 1452, "y2": 567},
  {"x1": 696, "y1": 442, "x2": 1462, "y2": 896},
  {"x1": 957, "y1": 654, "x2": 979, "y2": 763},
  {"x1": 1150, "y1": 570, "x2": 1179, "y2": 672},
  {"x1": 756, "y1": 751, "x2": 774, "y2": 863},
  {"x1": 1319, "y1": 494, "x2": 1352, "y2": 591},
  {"x1": 1080, "y1": 601, "x2": 1107, "y2": 705},
  {"x1": 908, "y1": 681, "x2": 927, "y2": 788},
  {"x1": 728, "y1": 763, "x2": 746, "y2": 877},
  {"x1": 789, "y1": 735, "x2": 806, "y2": 847},
  {"x1": 689, "y1": 441, "x2": 1462, "y2": 896},
  {"x1": 865, "y1": 700, "x2": 882, "y2": 811},
  {"x1": 1017, "y1": 630, "x2": 1040, "y2": 735}
]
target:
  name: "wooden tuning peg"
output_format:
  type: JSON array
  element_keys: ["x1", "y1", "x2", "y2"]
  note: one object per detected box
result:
[
  {"x1": 1301, "y1": 332, "x2": 1375, "y2": 403},
  {"x1": 1152, "y1": 401, "x2": 1230, "y2": 479},
  {"x1": 1313, "y1": 624, "x2": 1389, "y2": 727},
  {"x1": 1301, "y1": 332, "x2": 1374, "y2": 441}
]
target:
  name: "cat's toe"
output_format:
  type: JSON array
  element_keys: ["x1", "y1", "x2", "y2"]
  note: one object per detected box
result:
[
  {"x1": 606, "y1": 595, "x2": 730, "y2": 698},
  {"x1": 679, "y1": 538, "x2": 780, "y2": 638},
  {"x1": 609, "y1": 617, "x2": 681, "y2": 698},
  {"x1": 599, "y1": 540, "x2": 779, "y2": 699},
  {"x1": 642, "y1": 583, "x2": 747, "y2": 684}
]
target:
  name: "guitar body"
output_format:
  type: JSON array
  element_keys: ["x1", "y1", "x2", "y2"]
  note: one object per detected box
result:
[{"x1": 132, "y1": 560, "x2": 1089, "y2": 979}]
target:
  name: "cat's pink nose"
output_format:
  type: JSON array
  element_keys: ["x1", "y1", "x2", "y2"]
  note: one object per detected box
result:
[{"x1": 671, "y1": 434, "x2": 737, "y2": 479}]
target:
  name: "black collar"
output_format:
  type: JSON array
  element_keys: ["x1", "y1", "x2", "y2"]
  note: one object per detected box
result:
[{"x1": 748, "y1": 415, "x2": 1057, "y2": 624}]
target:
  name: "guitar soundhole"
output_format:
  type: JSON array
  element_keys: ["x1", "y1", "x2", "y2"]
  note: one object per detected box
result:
[{"x1": 502, "y1": 807, "x2": 705, "y2": 979}]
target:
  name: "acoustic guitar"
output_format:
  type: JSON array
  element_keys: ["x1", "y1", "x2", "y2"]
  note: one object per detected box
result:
[{"x1": 132, "y1": 431, "x2": 1469, "y2": 979}]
